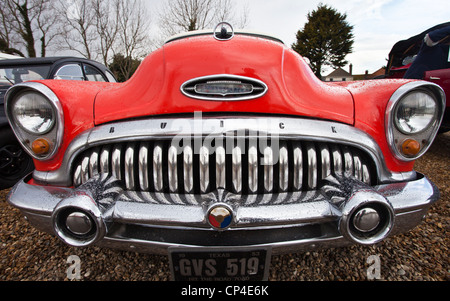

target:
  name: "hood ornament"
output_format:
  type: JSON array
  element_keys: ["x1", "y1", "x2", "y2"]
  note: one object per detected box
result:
[{"x1": 214, "y1": 22, "x2": 234, "y2": 41}]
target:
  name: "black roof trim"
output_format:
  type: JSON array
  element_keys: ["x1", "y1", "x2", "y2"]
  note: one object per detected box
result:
[{"x1": 0, "y1": 56, "x2": 108, "y2": 70}]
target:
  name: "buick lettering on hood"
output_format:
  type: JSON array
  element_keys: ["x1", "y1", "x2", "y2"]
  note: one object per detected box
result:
[{"x1": 4, "y1": 23, "x2": 444, "y2": 281}]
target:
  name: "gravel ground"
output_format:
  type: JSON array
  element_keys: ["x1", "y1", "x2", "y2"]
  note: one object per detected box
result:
[{"x1": 0, "y1": 133, "x2": 448, "y2": 282}]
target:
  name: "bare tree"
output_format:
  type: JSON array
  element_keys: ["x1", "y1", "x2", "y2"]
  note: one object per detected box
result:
[
  {"x1": 57, "y1": 0, "x2": 97, "y2": 60},
  {"x1": 7, "y1": 0, "x2": 36, "y2": 57},
  {"x1": 113, "y1": 0, "x2": 152, "y2": 80},
  {"x1": 158, "y1": 0, "x2": 249, "y2": 40},
  {"x1": 0, "y1": 0, "x2": 59, "y2": 57},
  {"x1": 35, "y1": 0, "x2": 61, "y2": 57},
  {"x1": 56, "y1": 0, "x2": 151, "y2": 72},
  {"x1": 92, "y1": 0, "x2": 120, "y2": 66},
  {"x1": 0, "y1": 2, "x2": 24, "y2": 56}
]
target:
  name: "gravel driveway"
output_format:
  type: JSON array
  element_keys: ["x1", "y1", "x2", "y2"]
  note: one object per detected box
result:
[{"x1": 1, "y1": 133, "x2": 448, "y2": 281}]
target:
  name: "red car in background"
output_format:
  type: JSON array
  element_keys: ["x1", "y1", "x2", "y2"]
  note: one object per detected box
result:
[
  {"x1": 386, "y1": 22, "x2": 450, "y2": 132},
  {"x1": 4, "y1": 23, "x2": 445, "y2": 280}
]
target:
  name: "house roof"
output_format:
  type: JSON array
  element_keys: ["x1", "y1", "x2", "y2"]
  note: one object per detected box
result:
[{"x1": 325, "y1": 67, "x2": 352, "y2": 78}]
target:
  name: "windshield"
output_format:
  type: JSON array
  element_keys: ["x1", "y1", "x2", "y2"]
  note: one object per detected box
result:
[{"x1": 0, "y1": 65, "x2": 51, "y2": 88}]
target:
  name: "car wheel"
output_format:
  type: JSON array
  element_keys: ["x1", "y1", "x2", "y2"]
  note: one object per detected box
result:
[{"x1": 0, "y1": 128, "x2": 34, "y2": 190}]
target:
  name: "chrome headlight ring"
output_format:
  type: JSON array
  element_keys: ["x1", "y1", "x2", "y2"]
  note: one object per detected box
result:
[
  {"x1": 386, "y1": 81, "x2": 445, "y2": 162},
  {"x1": 5, "y1": 82, "x2": 64, "y2": 161}
]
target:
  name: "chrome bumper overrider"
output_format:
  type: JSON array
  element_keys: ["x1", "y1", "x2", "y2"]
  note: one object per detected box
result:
[{"x1": 8, "y1": 172, "x2": 439, "y2": 255}]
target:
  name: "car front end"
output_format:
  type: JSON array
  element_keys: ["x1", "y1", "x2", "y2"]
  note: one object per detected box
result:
[{"x1": 4, "y1": 25, "x2": 445, "y2": 280}]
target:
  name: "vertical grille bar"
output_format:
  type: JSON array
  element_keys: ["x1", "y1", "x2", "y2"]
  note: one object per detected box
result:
[
  {"x1": 248, "y1": 146, "x2": 258, "y2": 193},
  {"x1": 279, "y1": 146, "x2": 289, "y2": 192},
  {"x1": 89, "y1": 150, "x2": 99, "y2": 177},
  {"x1": 73, "y1": 165, "x2": 82, "y2": 186},
  {"x1": 232, "y1": 146, "x2": 242, "y2": 193},
  {"x1": 125, "y1": 144, "x2": 135, "y2": 190},
  {"x1": 139, "y1": 143, "x2": 149, "y2": 191},
  {"x1": 263, "y1": 147, "x2": 273, "y2": 192},
  {"x1": 343, "y1": 147, "x2": 353, "y2": 176},
  {"x1": 153, "y1": 144, "x2": 163, "y2": 192},
  {"x1": 199, "y1": 146, "x2": 210, "y2": 193},
  {"x1": 168, "y1": 145, "x2": 178, "y2": 192},
  {"x1": 320, "y1": 144, "x2": 331, "y2": 179},
  {"x1": 306, "y1": 143, "x2": 317, "y2": 189},
  {"x1": 81, "y1": 156, "x2": 90, "y2": 184},
  {"x1": 100, "y1": 147, "x2": 110, "y2": 174},
  {"x1": 331, "y1": 145, "x2": 343, "y2": 176},
  {"x1": 184, "y1": 145, "x2": 194, "y2": 193},
  {"x1": 292, "y1": 143, "x2": 303, "y2": 190},
  {"x1": 353, "y1": 154, "x2": 362, "y2": 181},
  {"x1": 362, "y1": 164, "x2": 370, "y2": 184},
  {"x1": 111, "y1": 145, "x2": 122, "y2": 181},
  {"x1": 216, "y1": 146, "x2": 226, "y2": 189}
]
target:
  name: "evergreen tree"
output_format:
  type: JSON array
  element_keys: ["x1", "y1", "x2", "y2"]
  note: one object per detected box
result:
[
  {"x1": 292, "y1": 4, "x2": 354, "y2": 79},
  {"x1": 108, "y1": 54, "x2": 141, "y2": 82}
]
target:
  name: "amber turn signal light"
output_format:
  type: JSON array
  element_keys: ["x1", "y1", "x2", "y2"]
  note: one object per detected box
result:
[
  {"x1": 402, "y1": 139, "x2": 421, "y2": 157},
  {"x1": 32, "y1": 138, "x2": 51, "y2": 155}
]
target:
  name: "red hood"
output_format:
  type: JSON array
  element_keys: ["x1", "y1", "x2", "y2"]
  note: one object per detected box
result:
[{"x1": 94, "y1": 34, "x2": 354, "y2": 125}]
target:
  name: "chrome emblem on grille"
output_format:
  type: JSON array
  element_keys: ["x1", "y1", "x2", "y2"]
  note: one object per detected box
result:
[{"x1": 208, "y1": 204, "x2": 233, "y2": 230}]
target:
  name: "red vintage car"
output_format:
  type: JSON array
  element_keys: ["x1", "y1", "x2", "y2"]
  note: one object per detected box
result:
[{"x1": 4, "y1": 23, "x2": 445, "y2": 280}]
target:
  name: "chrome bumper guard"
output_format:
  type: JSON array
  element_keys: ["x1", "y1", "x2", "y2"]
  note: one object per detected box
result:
[{"x1": 8, "y1": 172, "x2": 439, "y2": 255}]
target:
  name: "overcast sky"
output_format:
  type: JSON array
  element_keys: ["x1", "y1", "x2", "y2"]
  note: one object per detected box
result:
[{"x1": 149, "y1": 0, "x2": 450, "y2": 75}]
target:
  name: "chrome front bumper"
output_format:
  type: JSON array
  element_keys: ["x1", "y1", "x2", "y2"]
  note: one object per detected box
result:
[{"x1": 7, "y1": 172, "x2": 439, "y2": 255}]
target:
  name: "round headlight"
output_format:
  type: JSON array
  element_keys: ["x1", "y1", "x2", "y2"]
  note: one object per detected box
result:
[
  {"x1": 12, "y1": 91, "x2": 55, "y2": 134},
  {"x1": 394, "y1": 90, "x2": 437, "y2": 134}
]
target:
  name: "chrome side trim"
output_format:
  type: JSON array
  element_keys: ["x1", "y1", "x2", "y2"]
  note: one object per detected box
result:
[{"x1": 33, "y1": 117, "x2": 415, "y2": 186}]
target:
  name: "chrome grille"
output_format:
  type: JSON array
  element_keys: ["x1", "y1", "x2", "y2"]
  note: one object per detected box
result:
[{"x1": 73, "y1": 139, "x2": 374, "y2": 194}]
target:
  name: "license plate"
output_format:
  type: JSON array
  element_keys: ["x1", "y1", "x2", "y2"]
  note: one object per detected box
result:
[{"x1": 169, "y1": 247, "x2": 271, "y2": 281}]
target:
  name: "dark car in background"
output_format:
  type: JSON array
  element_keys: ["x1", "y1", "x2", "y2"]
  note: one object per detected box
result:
[
  {"x1": 385, "y1": 22, "x2": 450, "y2": 132},
  {"x1": 0, "y1": 56, "x2": 116, "y2": 190}
]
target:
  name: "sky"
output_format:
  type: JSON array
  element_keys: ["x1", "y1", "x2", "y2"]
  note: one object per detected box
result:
[{"x1": 148, "y1": 0, "x2": 450, "y2": 76}]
